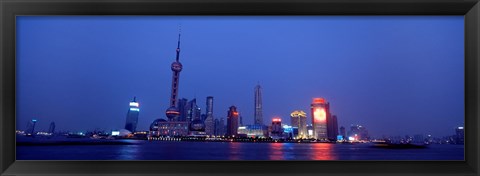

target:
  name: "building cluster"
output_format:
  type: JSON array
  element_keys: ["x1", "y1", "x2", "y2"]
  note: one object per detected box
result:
[
  {"x1": 125, "y1": 33, "x2": 343, "y2": 141},
  {"x1": 16, "y1": 32, "x2": 466, "y2": 145}
]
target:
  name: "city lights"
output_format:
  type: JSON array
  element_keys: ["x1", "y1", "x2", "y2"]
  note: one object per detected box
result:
[
  {"x1": 129, "y1": 102, "x2": 139, "y2": 107},
  {"x1": 130, "y1": 108, "x2": 140, "y2": 112}
]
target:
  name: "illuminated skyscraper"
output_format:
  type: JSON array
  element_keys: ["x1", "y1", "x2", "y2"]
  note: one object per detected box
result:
[
  {"x1": 254, "y1": 84, "x2": 263, "y2": 125},
  {"x1": 204, "y1": 96, "x2": 215, "y2": 136},
  {"x1": 125, "y1": 96, "x2": 140, "y2": 133},
  {"x1": 226, "y1": 106, "x2": 239, "y2": 137},
  {"x1": 165, "y1": 33, "x2": 183, "y2": 121},
  {"x1": 311, "y1": 98, "x2": 329, "y2": 140},
  {"x1": 290, "y1": 110, "x2": 307, "y2": 139}
]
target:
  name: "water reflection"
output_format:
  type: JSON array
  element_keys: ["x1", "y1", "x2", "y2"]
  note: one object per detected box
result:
[
  {"x1": 310, "y1": 143, "x2": 337, "y2": 160},
  {"x1": 116, "y1": 142, "x2": 141, "y2": 160},
  {"x1": 268, "y1": 142, "x2": 285, "y2": 160},
  {"x1": 228, "y1": 142, "x2": 242, "y2": 160}
]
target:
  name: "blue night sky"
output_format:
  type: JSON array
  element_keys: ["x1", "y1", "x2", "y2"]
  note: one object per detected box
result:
[{"x1": 16, "y1": 16, "x2": 464, "y2": 138}]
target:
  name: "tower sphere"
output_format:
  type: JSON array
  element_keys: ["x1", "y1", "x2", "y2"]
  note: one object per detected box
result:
[
  {"x1": 171, "y1": 61, "x2": 183, "y2": 72},
  {"x1": 165, "y1": 106, "x2": 180, "y2": 120}
]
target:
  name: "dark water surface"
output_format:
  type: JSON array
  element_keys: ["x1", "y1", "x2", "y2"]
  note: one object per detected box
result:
[{"x1": 16, "y1": 140, "x2": 464, "y2": 160}]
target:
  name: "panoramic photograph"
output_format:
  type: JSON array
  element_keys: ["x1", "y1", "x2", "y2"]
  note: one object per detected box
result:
[{"x1": 16, "y1": 16, "x2": 464, "y2": 160}]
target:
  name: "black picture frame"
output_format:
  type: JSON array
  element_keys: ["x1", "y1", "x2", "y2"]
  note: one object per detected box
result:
[{"x1": 1, "y1": 0, "x2": 479, "y2": 175}]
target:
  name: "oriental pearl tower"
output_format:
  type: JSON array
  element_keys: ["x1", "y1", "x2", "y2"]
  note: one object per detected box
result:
[{"x1": 165, "y1": 32, "x2": 183, "y2": 121}]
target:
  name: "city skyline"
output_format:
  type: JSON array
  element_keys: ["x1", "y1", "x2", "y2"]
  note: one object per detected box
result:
[{"x1": 16, "y1": 16, "x2": 464, "y2": 137}]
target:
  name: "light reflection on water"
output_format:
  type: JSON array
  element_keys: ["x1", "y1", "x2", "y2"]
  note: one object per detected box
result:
[{"x1": 17, "y1": 141, "x2": 464, "y2": 160}]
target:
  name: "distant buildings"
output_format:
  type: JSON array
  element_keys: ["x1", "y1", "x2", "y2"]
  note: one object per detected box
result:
[
  {"x1": 125, "y1": 96, "x2": 140, "y2": 133},
  {"x1": 290, "y1": 110, "x2": 307, "y2": 139},
  {"x1": 348, "y1": 124, "x2": 370, "y2": 141},
  {"x1": 25, "y1": 119, "x2": 37, "y2": 136},
  {"x1": 226, "y1": 106, "x2": 239, "y2": 137},
  {"x1": 254, "y1": 84, "x2": 263, "y2": 125}
]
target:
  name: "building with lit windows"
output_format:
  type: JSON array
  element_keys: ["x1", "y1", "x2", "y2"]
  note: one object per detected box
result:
[
  {"x1": 290, "y1": 110, "x2": 307, "y2": 139},
  {"x1": 310, "y1": 98, "x2": 329, "y2": 140},
  {"x1": 237, "y1": 124, "x2": 268, "y2": 138},
  {"x1": 149, "y1": 119, "x2": 188, "y2": 137},
  {"x1": 226, "y1": 106, "x2": 239, "y2": 137},
  {"x1": 125, "y1": 96, "x2": 140, "y2": 133}
]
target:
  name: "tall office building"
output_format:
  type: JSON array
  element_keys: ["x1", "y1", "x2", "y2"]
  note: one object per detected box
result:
[
  {"x1": 290, "y1": 110, "x2": 307, "y2": 139},
  {"x1": 177, "y1": 98, "x2": 188, "y2": 121},
  {"x1": 254, "y1": 84, "x2": 263, "y2": 125},
  {"x1": 125, "y1": 96, "x2": 140, "y2": 133},
  {"x1": 165, "y1": 33, "x2": 184, "y2": 121},
  {"x1": 311, "y1": 98, "x2": 330, "y2": 140},
  {"x1": 226, "y1": 106, "x2": 239, "y2": 137},
  {"x1": 327, "y1": 115, "x2": 339, "y2": 141},
  {"x1": 204, "y1": 96, "x2": 215, "y2": 136},
  {"x1": 271, "y1": 118, "x2": 283, "y2": 136}
]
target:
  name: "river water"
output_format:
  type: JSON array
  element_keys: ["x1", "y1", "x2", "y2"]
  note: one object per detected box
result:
[{"x1": 16, "y1": 140, "x2": 464, "y2": 160}]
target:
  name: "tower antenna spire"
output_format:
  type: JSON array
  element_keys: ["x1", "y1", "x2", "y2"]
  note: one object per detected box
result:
[{"x1": 176, "y1": 24, "x2": 181, "y2": 62}]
